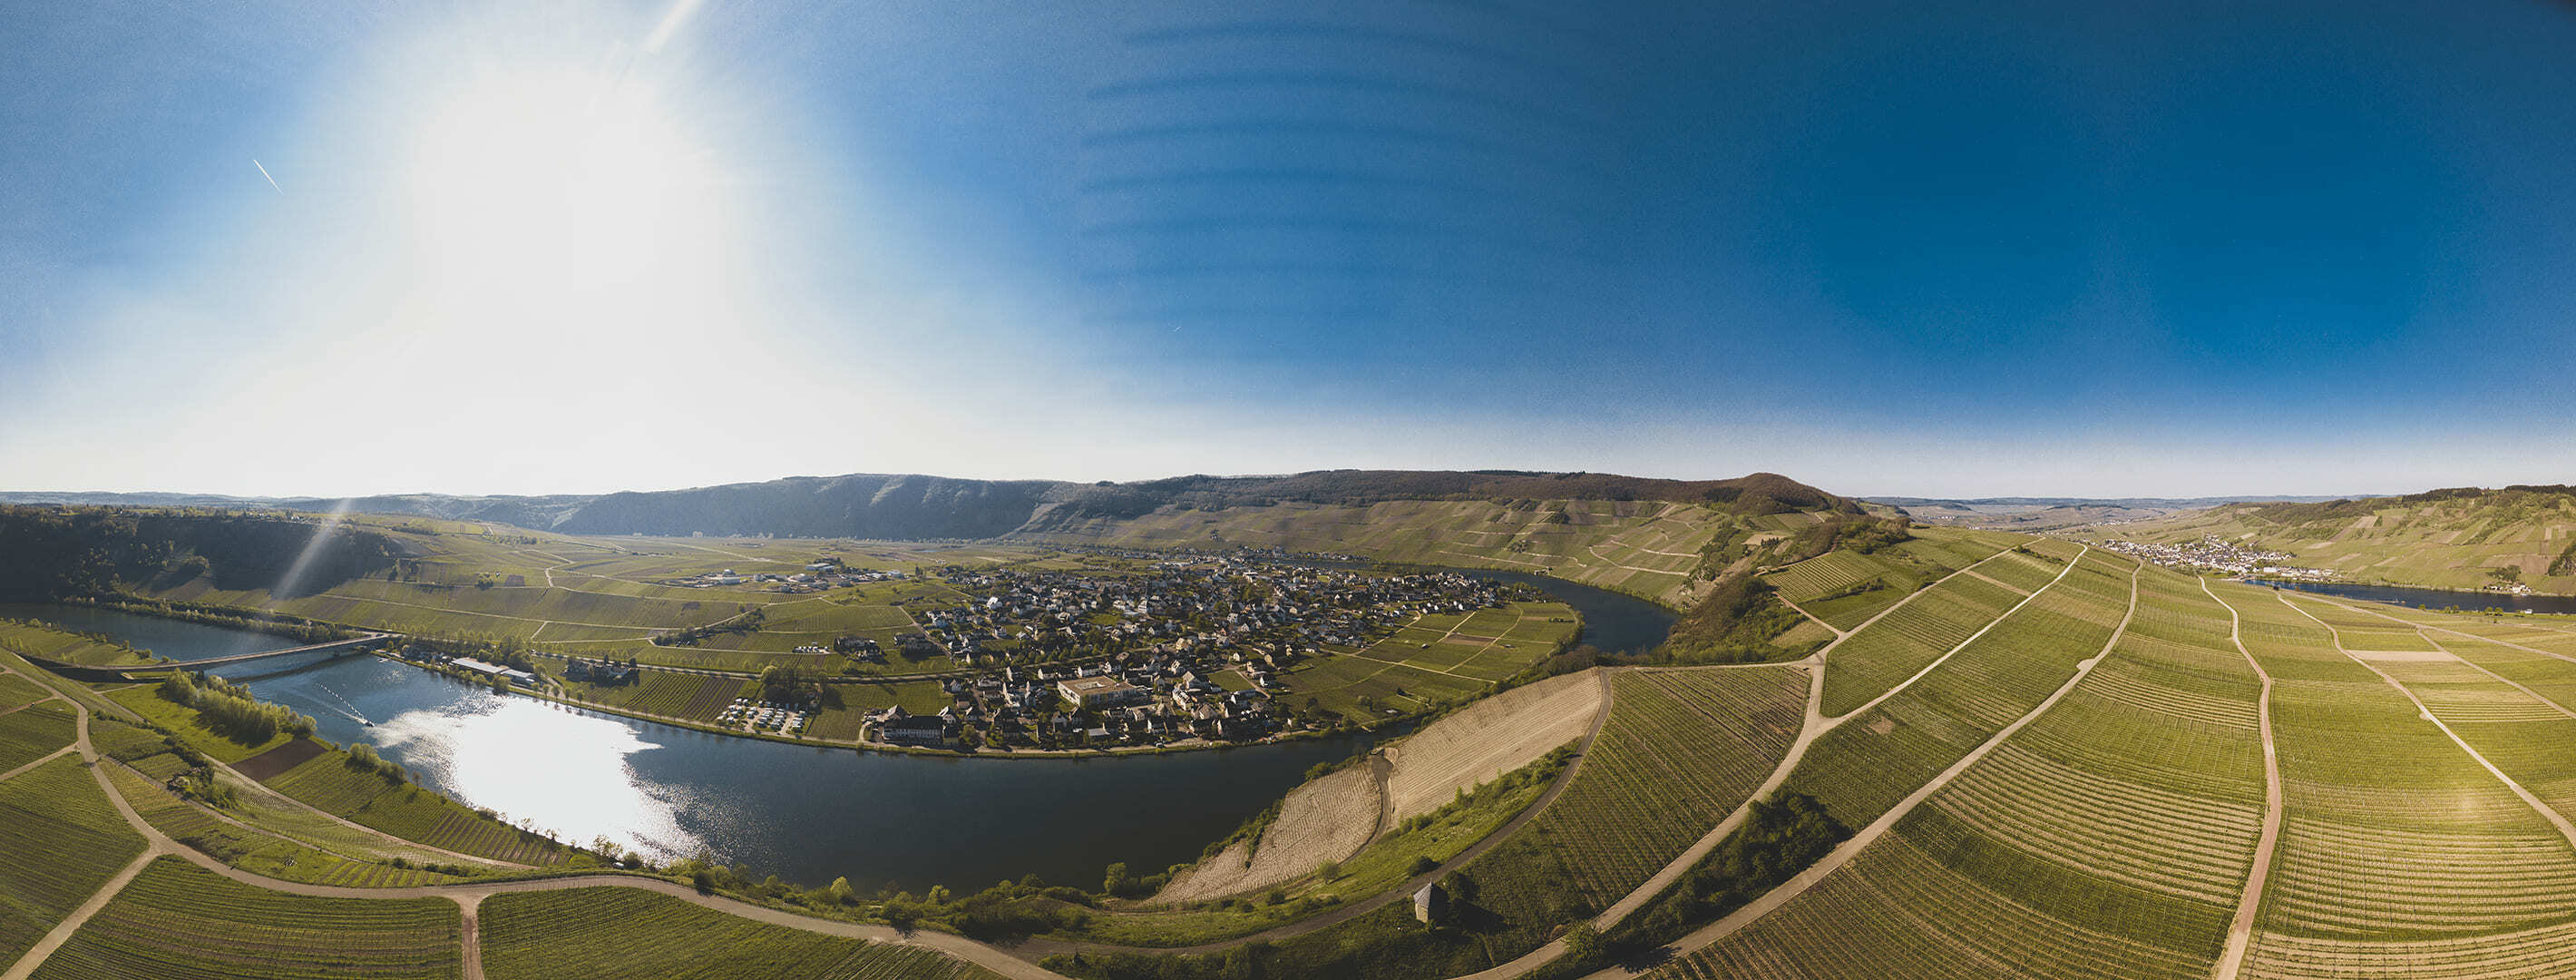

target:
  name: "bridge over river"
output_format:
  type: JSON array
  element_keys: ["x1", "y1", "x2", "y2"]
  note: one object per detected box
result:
[{"x1": 24, "y1": 632, "x2": 397, "y2": 681}]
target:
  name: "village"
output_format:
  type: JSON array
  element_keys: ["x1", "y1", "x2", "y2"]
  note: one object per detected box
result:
[
  {"x1": 657, "y1": 559, "x2": 910, "y2": 594},
  {"x1": 864, "y1": 556, "x2": 1533, "y2": 750},
  {"x1": 2099, "y1": 535, "x2": 2337, "y2": 581}
]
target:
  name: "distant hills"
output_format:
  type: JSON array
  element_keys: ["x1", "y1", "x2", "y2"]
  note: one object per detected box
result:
[
  {"x1": 2098, "y1": 485, "x2": 2576, "y2": 594},
  {"x1": 3, "y1": 470, "x2": 1853, "y2": 544},
  {"x1": 1869, "y1": 495, "x2": 2354, "y2": 531}
]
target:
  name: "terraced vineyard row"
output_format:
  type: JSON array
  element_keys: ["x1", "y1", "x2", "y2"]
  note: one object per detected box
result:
[
  {"x1": 1538, "y1": 667, "x2": 1808, "y2": 903},
  {"x1": 103, "y1": 762, "x2": 460, "y2": 889},
  {"x1": 2223, "y1": 586, "x2": 2576, "y2": 979},
  {"x1": 266, "y1": 751, "x2": 565, "y2": 866},
  {"x1": 0, "y1": 756, "x2": 148, "y2": 965},
  {"x1": 1676, "y1": 563, "x2": 2262, "y2": 980},
  {"x1": 0, "y1": 700, "x2": 78, "y2": 773},
  {"x1": 0, "y1": 671, "x2": 50, "y2": 710},
  {"x1": 479, "y1": 887, "x2": 1001, "y2": 980},
  {"x1": 1786, "y1": 552, "x2": 2135, "y2": 837},
  {"x1": 1460, "y1": 664, "x2": 1805, "y2": 926},
  {"x1": 1765, "y1": 551, "x2": 1889, "y2": 603},
  {"x1": 1778, "y1": 532, "x2": 2030, "y2": 631},
  {"x1": 1817, "y1": 551, "x2": 2049, "y2": 718},
  {"x1": 30, "y1": 858, "x2": 462, "y2": 980}
]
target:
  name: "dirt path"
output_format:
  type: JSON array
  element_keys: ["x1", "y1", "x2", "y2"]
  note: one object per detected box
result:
[
  {"x1": 1443, "y1": 544, "x2": 2044, "y2": 980},
  {"x1": 1, "y1": 849, "x2": 156, "y2": 980},
  {"x1": 1823, "y1": 544, "x2": 2090, "y2": 726},
  {"x1": 2276, "y1": 593, "x2": 2576, "y2": 850},
  {"x1": 1570, "y1": 562, "x2": 2142, "y2": 980},
  {"x1": 2201, "y1": 579, "x2": 2284, "y2": 980},
  {"x1": 1773, "y1": 596, "x2": 1845, "y2": 638},
  {"x1": 10, "y1": 693, "x2": 1072, "y2": 980},
  {"x1": 2312, "y1": 597, "x2": 2576, "y2": 715}
]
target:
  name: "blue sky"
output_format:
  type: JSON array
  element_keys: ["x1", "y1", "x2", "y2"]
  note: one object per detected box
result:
[{"x1": 3, "y1": 0, "x2": 2571, "y2": 498}]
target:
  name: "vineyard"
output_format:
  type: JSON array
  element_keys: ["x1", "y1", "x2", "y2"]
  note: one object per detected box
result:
[
  {"x1": 1785, "y1": 553, "x2": 2135, "y2": 833},
  {"x1": 0, "y1": 671, "x2": 49, "y2": 710},
  {"x1": 29, "y1": 858, "x2": 462, "y2": 980},
  {"x1": 1816, "y1": 564, "x2": 2034, "y2": 718},
  {"x1": 478, "y1": 887, "x2": 1001, "y2": 980},
  {"x1": 265, "y1": 750, "x2": 566, "y2": 865},
  {"x1": 0, "y1": 700, "x2": 77, "y2": 773},
  {"x1": 102, "y1": 761, "x2": 463, "y2": 889},
  {"x1": 0, "y1": 755, "x2": 148, "y2": 965},
  {"x1": 1771, "y1": 531, "x2": 2028, "y2": 632},
  {"x1": 1472, "y1": 665, "x2": 1805, "y2": 912},
  {"x1": 2226, "y1": 587, "x2": 2576, "y2": 978}
]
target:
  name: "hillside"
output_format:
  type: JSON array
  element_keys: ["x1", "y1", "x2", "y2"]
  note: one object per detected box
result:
[
  {"x1": 1876, "y1": 495, "x2": 2347, "y2": 530},
  {"x1": 3, "y1": 470, "x2": 1853, "y2": 549},
  {"x1": 2092, "y1": 485, "x2": 2576, "y2": 594}
]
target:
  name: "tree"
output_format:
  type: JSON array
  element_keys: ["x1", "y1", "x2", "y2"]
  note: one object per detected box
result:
[
  {"x1": 1103, "y1": 862, "x2": 1130, "y2": 897},
  {"x1": 829, "y1": 877, "x2": 854, "y2": 905},
  {"x1": 1315, "y1": 858, "x2": 1341, "y2": 880},
  {"x1": 1562, "y1": 922, "x2": 1605, "y2": 962}
]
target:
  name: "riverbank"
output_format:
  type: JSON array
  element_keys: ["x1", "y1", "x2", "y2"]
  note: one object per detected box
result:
[{"x1": 2240, "y1": 577, "x2": 2576, "y2": 615}]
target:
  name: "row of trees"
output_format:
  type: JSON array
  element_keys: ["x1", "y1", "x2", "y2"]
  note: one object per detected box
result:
[{"x1": 158, "y1": 670, "x2": 317, "y2": 744}]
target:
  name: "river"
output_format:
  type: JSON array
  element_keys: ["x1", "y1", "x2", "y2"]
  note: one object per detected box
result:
[
  {"x1": 2244, "y1": 580, "x2": 2576, "y2": 615},
  {"x1": 2, "y1": 580, "x2": 1676, "y2": 891}
]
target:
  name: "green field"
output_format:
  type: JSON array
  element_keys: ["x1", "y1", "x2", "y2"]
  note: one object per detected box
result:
[
  {"x1": 265, "y1": 749, "x2": 567, "y2": 866},
  {"x1": 1782, "y1": 551, "x2": 2139, "y2": 830},
  {"x1": 30, "y1": 857, "x2": 461, "y2": 980},
  {"x1": 102, "y1": 761, "x2": 465, "y2": 889},
  {"x1": 1674, "y1": 564, "x2": 2258, "y2": 980},
  {"x1": 0, "y1": 700, "x2": 79, "y2": 773},
  {"x1": 2099, "y1": 487, "x2": 2576, "y2": 595},
  {"x1": 1280, "y1": 600, "x2": 1577, "y2": 722},
  {"x1": 0, "y1": 620, "x2": 159, "y2": 667},
  {"x1": 479, "y1": 887, "x2": 1001, "y2": 980},
  {"x1": 0, "y1": 756, "x2": 149, "y2": 965},
  {"x1": 1766, "y1": 530, "x2": 2027, "y2": 632}
]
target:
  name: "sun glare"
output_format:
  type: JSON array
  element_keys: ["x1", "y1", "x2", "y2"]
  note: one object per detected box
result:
[{"x1": 400, "y1": 67, "x2": 724, "y2": 329}]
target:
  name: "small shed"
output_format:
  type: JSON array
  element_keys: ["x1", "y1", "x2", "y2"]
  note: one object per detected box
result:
[{"x1": 1414, "y1": 882, "x2": 1449, "y2": 925}]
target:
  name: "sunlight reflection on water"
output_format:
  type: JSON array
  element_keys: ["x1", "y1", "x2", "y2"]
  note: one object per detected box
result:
[{"x1": 369, "y1": 696, "x2": 705, "y2": 861}]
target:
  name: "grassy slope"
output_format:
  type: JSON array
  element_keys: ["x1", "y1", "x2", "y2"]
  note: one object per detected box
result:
[
  {"x1": 0, "y1": 756, "x2": 150, "y2": 965},
  {"x1": 2101, "y1": 487, "x2": 2576, "y2": 594},
  {"x1": 1014, "y1": 497, "x2": 1739, "y2": 608},
  {"x1": 31, "y1": 857, "x2": 461, "y2": 980},
  {"x1": 479, "y1": 887, "x2": 1002, "y2": 980}
]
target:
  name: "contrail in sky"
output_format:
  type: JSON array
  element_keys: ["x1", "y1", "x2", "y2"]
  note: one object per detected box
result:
[{"x1": 251, "y1": 158, "x2": 282, "y2": 193}]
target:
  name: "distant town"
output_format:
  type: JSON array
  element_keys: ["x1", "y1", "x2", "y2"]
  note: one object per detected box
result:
[
  {"x1": 2099, "y1": 535, "x2": 2336, "y2": 581},
  {"x1": 868, "y1": 557, "x2": 1532, "y2": 749}
]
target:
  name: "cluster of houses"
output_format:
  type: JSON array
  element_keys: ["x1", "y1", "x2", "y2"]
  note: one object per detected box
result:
[
  {"x1": 858, "y1": 557, "x2": 1527, "y2": 750},
  {"x1": 659, "y1": 560, "x2": 911, "y2": 594},
  {"x1": 864, "y1": 658, "x2": 1281, "y2": 749},
  {"x1": 2100, "y1": 536, "x2": 2334, "y2": 581},
  {"x1": 914, "y1": 558, "x2": 1517, "y2": 669}
]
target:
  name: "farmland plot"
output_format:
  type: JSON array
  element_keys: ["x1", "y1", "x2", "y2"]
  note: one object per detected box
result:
[
  {"x1": 1481, "y1": 665, "x2": 1805, "y2": 908},
  {"x1": 30, "y1": 858, "x2": 461, "y2": 980},
  {"x1": 2212, "y1": 582, "x2": 2576, "y2": 980},
  {"x1": 0, "y1": 756, "x2": 148, "y2": 965},
  {"x1": 479, "y1": 887, "x2": 1000, "y2": 980},
  {"x1": 1676, "y1": 564, "x2": 2249, "y2": 980}
]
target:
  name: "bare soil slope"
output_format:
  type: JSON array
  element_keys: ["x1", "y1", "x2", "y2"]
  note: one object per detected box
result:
[{"x1": 1381, "y1": 670, "x2": 1603, "y2": 824}]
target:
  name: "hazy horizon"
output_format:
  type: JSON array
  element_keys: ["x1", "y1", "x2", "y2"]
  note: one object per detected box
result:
[{"x1": 5, "y1": 0, "x2": 2572, "y2": 499}]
